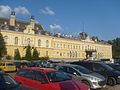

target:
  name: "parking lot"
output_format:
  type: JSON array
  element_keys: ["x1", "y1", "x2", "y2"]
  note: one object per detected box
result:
[{"x1": 7, "y1": 72, "x2": 120, "y2": 90}]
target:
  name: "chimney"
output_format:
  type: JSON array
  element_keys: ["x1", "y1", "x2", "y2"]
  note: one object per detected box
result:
[
  {"x1": 30, "y1": 16, "x2": 35, "y2": 29},
  {"x1": 10, "y1": 11, "x2": 15, "y2": 26}
]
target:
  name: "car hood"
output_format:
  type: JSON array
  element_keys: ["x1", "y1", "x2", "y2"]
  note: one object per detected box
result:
[
  {"x1": 55, "y1": 80, "x2": 89, "y2": 90},
  {"x1": 89, "y1": 72, "x2": 105, "y2": 80},
  {"x1": 112, "y1": 70, "x2": 120, "y2": 76}
]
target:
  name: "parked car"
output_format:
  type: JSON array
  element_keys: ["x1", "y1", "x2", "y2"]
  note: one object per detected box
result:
[
  {"x1": 14, "y1": 62, "x2": 22, "y2": 71},
  {"x1": 54, "y1": 63, "x2": 106, "y2": 89},
  {"x1": 15, "y1": 67, "x2": 90, "y2": 90},
  {"x1": 0, "y1": 72, "x2": 26, "y2": 90},
  {"x1": 39, "y1": 60, "x2": 51, "y2": 67},
  {"x1": 71, "y1": 61, "x2": 120, "y2": 86},
  {"x1": 107, "y1": 63, "x2": 120, "y2": 71},
  {"x1": 0, "y1": 62, "x2": 16, "y2": 72}
]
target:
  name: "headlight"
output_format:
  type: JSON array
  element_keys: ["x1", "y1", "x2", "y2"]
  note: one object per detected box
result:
[
  {"x1": 118, "y1": 76, "x2": 120, "y2": 78},
  {"x1": 88, "y1": 88, "x2": 90, "y2": 90},
  {"x1": 90, "y1": 77, "x2": 101, "y2": 82}
]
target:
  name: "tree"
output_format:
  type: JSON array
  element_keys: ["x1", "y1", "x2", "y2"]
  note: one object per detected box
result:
[
  {"x1": 107, "y1": 38, "x2": 120, "y2": 59},
  {"x1": 14, "y1": 49, "x2": 21, "y2": 60},
  {"x1": 32, "y1": 48, "x2": 39, "y2": 60},
  {"x1": 25, "y1": 44, "x2": 32, "y2": 60},
  {"x1": 0, "y1": 33, "x2": 6, "y2": 59}
]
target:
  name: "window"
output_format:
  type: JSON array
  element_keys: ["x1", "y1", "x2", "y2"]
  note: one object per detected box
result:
[
  {"x1": 60, "y1": 53, "x2": 62, "y2": 56},
  {"x1": 58, "y1": 66, "x2": 68, "y2": 72},
  {"x1": 93, "y1": 63, "x2": 105, "y2": 72},
  {"x1": 17, "y1": 69, "x2": 29, "y2": 77},
  {"x1": 46, "y1": 40, "x2": 49, "y2": 48},
  {"x1": 38, "y1": 39, "x2": 41, "y2": 46},
  {"x1": 27, "y1": 38, "x2": 30, "y2": 45},
  {"x1": 14, "y1": 37, "x2": 18, "y2": 45},
  {"x1": 4, "y1": 36, "x2": 8, "y2": 44},
  {"x1": 46, "y1": 71, "x2": 70, "y2": 83},
  {"x1": 28, "y1": 29, "x2": 30, "y2": 33},
  {"x1": 67, "y1": 67, "x2": 80, "y2": 76},
  {"x1": 35, "y1": 71, "x2": 48, "y2": 83},
  {"x1": 46, "y1": 51, "x2": 48, "y2": 56},
  {"x1": 24, "y1": 70, "x2": 36, "y2": 80}
]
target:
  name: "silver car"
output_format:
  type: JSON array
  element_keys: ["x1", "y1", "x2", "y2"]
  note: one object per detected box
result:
[{"x1": 54, "y1": 64, "x2": 106, "y2": 89}]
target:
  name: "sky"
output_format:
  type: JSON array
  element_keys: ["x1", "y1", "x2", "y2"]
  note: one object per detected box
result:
[{"x1": 0, "y1": 0, "x2": 120, "y2": 41}]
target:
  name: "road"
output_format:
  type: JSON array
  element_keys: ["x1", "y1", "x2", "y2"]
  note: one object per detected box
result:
[{"x1": 8, "y1": 72, "x2": 120, "y2": 90}]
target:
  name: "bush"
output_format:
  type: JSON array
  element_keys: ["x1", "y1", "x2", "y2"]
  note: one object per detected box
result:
[
  {"x1": 25, "y1": 45, "x2": 32, "y2": 61},
  {"x1": 6, "y1": 55, "x2": 12, "y2": 60},
  {"x1": 39, "y1": 56, "x2": 49, "y2": 60},
  {"x1": 14, "y1": 49, "x2": 21, "y2": 60}
]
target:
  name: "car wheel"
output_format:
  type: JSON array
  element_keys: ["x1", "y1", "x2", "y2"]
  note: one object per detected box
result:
[
  {"x1": 82, "y1": 80, "x2": 91, "y2": 87},
  {"x1": 107, "y1": 77, "x2": 116, "y2": 86}
]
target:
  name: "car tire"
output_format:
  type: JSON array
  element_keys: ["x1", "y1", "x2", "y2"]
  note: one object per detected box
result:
[
  {"x1": 107, "y1": 77, "x2": 116, "y2": 86},
  {"x1": 82, "y1": 80, "x2": 91, "y2": 87}
]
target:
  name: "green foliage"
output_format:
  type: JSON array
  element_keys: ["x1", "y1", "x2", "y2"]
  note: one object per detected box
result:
[
  {"x1": 0, "y1": 33, "x2": 6, "y2": 59},
  {"x1": 32, "y1": 48, "x2": 39, "y2": 60},
  {"x1": 108, "y1": 38, "x2": 120, "y2": 59},
  {"x1": 14, "y1": 49, "x2": 21, "y2": 60},
  {"x1": 25, "y1": 45, "x2": 32, "y2": 60},
  {"x1": 6, "y1": 55, "x2": 12, "y2": 60},
  {"x1": 39, "y1": 56, "x2": 49, "y2": 60}
]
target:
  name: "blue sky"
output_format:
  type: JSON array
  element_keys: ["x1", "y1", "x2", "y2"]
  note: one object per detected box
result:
[{"x1": 0, "y1": 0, "x2": 120, "y2": 40}]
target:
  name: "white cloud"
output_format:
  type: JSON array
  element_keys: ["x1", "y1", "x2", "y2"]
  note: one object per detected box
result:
[
  {"x1": 41, "y1": 7, "x2": 55, "y2": 15},
  {"x1": 35, "y1": 20, "x2": 39, "y2": 24},
  {"x1": 49, "y1": 24, "x2": 63, "y2": 30},
  {"x1": 0, "y1": 5, "x2": 30, "y2": 17},
  {"x1": 0, "y1": 5, "x2": 11, "y2": 17},
  {"x1": 14, "y1": 6, "x2": 30, "y2": 15}
]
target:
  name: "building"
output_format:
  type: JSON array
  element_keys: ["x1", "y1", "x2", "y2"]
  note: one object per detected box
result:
[{"x1": 0, "y1": 12, "x2": 112, "y2": 61}]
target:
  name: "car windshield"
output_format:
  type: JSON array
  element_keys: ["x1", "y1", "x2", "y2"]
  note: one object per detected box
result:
[
  {"x1": 6, "y1": 63, "x2": 14, "y2": 66},
  {"x1": 0, "y1": 74, "x2": 18, "y2": 89},
  {"x1": 73, "y1": 66, "x2": 92, "y2": 74},
  {"x1": 46, "y1": 71, "x2": 71, "y2": 83},
  {"x1": 100, "y1": 63, "x2": 114, "y2": 71}
]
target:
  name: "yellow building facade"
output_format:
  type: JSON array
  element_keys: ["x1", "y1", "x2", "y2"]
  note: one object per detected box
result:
[{"x1": 0, "y1": 12, "x2": 112, "y2": 61}]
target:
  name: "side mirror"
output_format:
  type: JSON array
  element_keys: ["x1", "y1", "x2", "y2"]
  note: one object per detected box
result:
[
  {"x1": 16, "y1": 81, "x2": 21, "y2": 85},
  {"x1": 73, "y1": 72, "x2": 77, "y2": 75}
]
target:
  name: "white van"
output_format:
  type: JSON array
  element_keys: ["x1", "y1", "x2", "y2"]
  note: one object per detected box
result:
[{"x1": 99, "y1": 58, "x2": 114, "y2": 63}]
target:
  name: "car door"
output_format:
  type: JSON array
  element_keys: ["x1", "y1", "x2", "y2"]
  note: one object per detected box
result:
[
  {"x1": 21, "y1": 70, "x2": 37, "y2": 89},
  {"x1": 33, "y1": 71, "x2": 53, "y2": 90},
  {"x1": 15, "y1": 69, "x2": 29, "y2": 83},
  {"x1": 67, "y1": 67, "x2": 82, "y2": 81}
]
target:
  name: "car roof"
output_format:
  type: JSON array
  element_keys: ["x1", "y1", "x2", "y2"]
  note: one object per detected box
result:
[
  {"x1": 0, "y1": 61, "x2": 14, "y2": 63},
  {"x1": 22, "y1": 67, "x2": 58, "y2": 72},
  {"x1": 54, "y1": 63, "x2": 80, "y2": 67},
  {"x1": 0, "y1": 72, "x2": 8, "y2": 75}
]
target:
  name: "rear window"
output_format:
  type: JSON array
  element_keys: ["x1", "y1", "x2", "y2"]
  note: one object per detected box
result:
[{"x1": 16, "y1": 69, "x2": 30, "y2": 76}]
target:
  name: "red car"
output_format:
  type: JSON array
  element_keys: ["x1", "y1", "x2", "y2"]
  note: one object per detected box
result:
[{"x1": 15, "y1": 67, "x2": 90, "y2": 90}]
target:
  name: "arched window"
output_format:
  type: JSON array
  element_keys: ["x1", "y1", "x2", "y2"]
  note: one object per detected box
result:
[
  {"x1": 4, "y1": 36, "x2": 8, "y2": 44},
  {"x1": 27, "y1": 38, "x2": 30, "y2": 45},
  {"x1": 46, "y1": 40, "x2": 49, "y2": 48},
  {"x1": 38, "y1": 39, "x2": 41, "y2": 46},
  {"x1": 14, "y1": 37, "x2": 18, "y2": 45}
]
